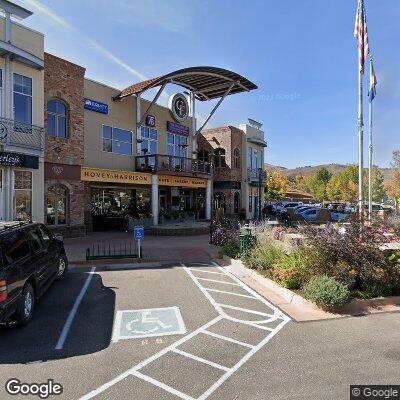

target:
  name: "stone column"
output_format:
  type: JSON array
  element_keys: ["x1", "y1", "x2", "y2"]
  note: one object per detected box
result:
[
  {"x1": 206, "y1": 179, "x2": 212, "y2": 220},
  {"x1": 151, "y1": 175, "x2": 159, "y2": 226}
]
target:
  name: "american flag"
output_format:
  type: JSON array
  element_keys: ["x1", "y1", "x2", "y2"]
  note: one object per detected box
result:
[{"x1": 354, "y1": 0, "x2": 369, "y2": 75}]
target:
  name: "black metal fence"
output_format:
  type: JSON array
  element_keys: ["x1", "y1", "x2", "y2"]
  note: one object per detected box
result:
[{"x1": 86, "y1": 241, "x2": 142, "y2": 260}]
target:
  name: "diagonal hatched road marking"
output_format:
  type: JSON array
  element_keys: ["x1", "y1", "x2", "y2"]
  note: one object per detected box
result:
[{"x1": 80, "y1": 262, "x2": 290, "y2": 400}]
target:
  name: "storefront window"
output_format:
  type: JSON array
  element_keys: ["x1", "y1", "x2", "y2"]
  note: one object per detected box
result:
[
  {"x1": 91, "y1": 187, "x2": 151, "y2": 219},
  {"x1": 13, "y1": 171, "x2": 32, "y2": 221},
  {"x1": 13, "y1": 73, "x2": 32, "y2": 124},
  {"x1": 47, "y1": 185, "x2": 68, "y2": 225},
  {"x1": 47, "y1": 99, "x2": 67, "y2": 138},
  {"x1": 102, "y1": 125, "x2": 132, "y2": 155}
]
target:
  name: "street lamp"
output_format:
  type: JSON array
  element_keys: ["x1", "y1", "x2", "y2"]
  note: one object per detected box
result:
[
  {"x1": 209, "y1": 150, "x2": 215, "y2": 244},
  {"x1": 258, "y1": 167, "x2": 263, "y2": 221}
]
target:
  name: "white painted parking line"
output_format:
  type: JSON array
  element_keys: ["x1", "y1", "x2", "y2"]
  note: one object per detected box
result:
[
  {"x1": 80, "y1": 263, "x2": 290, "y2": 400},
  {"x1": 132, "y1": 370, "x2": 195, "y2": 400},
  {"x1": 204, "y1": 287, "x2": 257, "y2": 299},
  {"x1": 187, "y1": 268, "x2": 226, "y2": 275},
  {"x1": 172, "y1": 348, "x2": 230, "y2": 372},
  {"x1": 80, "y1": 316, "x2": 223, "y2": 400},
  {"x1": 202, "y1": 330, "x2": 255, "y2": 349},
  {"x1": 55, "y1": 267, "x2": 96, "y2": 350},
  {"x1": 196, "y1": 277, "x2": 241, "y2": 286},
  {"x1": 218, "y1": 303, "x2": 274, "y2": 317}
]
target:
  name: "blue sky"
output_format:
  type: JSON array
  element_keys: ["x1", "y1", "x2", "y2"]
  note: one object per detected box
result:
[{"x1": 18, "y1": 0, "x2": 400, "y2": 168}]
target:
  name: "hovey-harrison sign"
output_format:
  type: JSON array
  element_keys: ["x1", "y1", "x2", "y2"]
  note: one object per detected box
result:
[{"x1": 0, "y1": 152, "x2": 39, "y2": 169}]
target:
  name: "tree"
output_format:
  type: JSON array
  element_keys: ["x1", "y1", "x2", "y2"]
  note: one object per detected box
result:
[
  {"x1": 386, "y1": 150, "x2": 400, "y2": 211},
  {"x1": 325, "y1": 165, "x2": 358, "y2": 202},
  {"x1": 365, "y1": 166, "x2": 385, "y2": 203},
  {"x1": 303, "y1": 167, "x2": 331, "y2": 201},
  {"x1": 265, "y1": 170, "x2": 288, "y2": 200}
]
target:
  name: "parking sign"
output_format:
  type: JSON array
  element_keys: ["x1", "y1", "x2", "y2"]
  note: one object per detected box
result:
[{"x1": 134, "y1": 225, "x2": 144, "y2": 240}]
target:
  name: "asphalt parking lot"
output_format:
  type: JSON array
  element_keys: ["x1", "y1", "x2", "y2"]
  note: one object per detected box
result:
[{"x1": 1, "y1": 262, "x2": 400, "y2": 400}]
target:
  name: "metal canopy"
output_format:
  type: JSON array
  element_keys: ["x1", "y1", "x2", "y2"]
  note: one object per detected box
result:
[{"x1": 114, "y1": 66, "x2": 257, "y2": 101}]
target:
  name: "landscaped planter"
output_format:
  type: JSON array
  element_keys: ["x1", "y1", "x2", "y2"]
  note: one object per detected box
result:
[
  {"x1": 220, "y1": 255, "x2": 400, "y2": 318},
  {"x1": 128, "y1": 217, "x2": 153, "y2": 231},
  {"x1": 159, "y1": 215, "x2": 196, "y2": 225}
]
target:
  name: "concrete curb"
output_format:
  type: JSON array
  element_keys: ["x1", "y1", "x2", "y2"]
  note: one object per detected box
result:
[{"x1": 219, "y1": 255, "x2": 400, "y2": 321}]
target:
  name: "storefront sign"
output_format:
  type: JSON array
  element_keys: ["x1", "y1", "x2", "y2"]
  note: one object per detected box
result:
[
  {"x1": 166, "y1": 121, "x2": 189, "y2": 137},
  {"x1": 44, "y1": 163, "x2": 81, "y2": 180},
  {"x1": 145, "y1": 115, "x2": 156, "y2": 127},
  {"x1": 84, "y1": 98, "x2": 109, "y2": 114},
  {"x1": 0, "y1": 152, "x2": 39, "y2": 169},
  {"x1": 158, "y1": 175, "x2": 207, "y2": 188},
  {"x1": 81, "y1": 167, "x2": 151, "y2": 185},
  {"x1": 168, "y1": 93, "x2": 189, "y2": 123}
]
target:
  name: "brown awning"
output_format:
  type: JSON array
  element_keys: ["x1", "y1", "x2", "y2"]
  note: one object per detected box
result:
[{"x1": 114, "y1": 66, "x2": 257, "y2": 101}]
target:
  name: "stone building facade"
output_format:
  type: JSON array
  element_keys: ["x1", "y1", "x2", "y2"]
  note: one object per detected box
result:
[
  {"x1": 198, "y1": 126, "x2": 243, "y2": 216},
  {"x1": 199, "y1": 120, "x2": 266, "y2": 219},
  {"x1": 44, "y1": 53, "x2": 86, "y2": 237}
]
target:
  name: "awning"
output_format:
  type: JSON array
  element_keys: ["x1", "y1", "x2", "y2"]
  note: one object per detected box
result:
[{"x1": 114, "y1": 66, "x2": 257, "y2": 101}]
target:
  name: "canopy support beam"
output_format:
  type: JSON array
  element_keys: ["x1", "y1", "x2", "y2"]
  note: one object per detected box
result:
[{"x1": 195, "y1": 82, "x2": 236, "y2": 137}]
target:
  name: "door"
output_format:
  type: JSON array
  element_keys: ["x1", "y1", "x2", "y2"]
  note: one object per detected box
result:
[
  {"x1": 36, "y1": 225, "x2": 59, "y2": 289},
  {"x1": 1, "y1": 229, "x2": 35, "y2": 302}
]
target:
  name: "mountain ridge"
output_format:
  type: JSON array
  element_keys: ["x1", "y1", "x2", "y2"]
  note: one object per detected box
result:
[{"x1": 265, "y1": 163, "x2": 394, "y2": 181}]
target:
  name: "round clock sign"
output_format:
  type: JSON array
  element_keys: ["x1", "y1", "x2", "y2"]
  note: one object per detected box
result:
[{"x1": 169, "y1": 93, "x2": 189, "y2": 123}]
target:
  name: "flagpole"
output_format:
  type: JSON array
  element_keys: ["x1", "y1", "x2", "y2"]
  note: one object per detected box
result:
[
  {"x1": 368, "y1": 56, "x2": 373, "y2": 221},
  {"x1": 358, "y1": 47, "x2": 364, "y2": 228}
]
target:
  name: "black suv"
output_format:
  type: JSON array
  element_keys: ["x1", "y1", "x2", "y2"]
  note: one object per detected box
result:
[{"x1": 0, "y1": 222, "x2": 68, "y2": 326}]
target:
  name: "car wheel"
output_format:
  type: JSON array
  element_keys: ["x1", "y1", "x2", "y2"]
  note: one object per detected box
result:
[
  {"x1": 15, "y1": 283, "x2": 34, "y2": 326},
  {"x1": 57, "y1": 255, "x2": 68, "y2": 279}
]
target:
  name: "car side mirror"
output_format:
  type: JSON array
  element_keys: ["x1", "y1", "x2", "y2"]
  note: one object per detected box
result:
[{"x1": 55, "y1": 234, "x2": 64, "y2": 242}]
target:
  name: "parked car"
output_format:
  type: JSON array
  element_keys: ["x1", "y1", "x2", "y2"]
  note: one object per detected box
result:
[
  {"x1": 276, "y1": 202, "x2": 303, "y2": 216},
  {"x1": 299, "y1": 208, "x2": 319, "y2": 222},
  {"x1": 0, "y1": 221, "x2": 68, "y2": 326}
]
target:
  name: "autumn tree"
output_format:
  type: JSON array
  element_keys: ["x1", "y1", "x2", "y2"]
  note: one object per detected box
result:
[
  {"x1": 265, "y1": 169, "x2": 288, "y2": 200},
  {"x1": 386, "y1": 150, "x2": 400, "y2": 211},
  {"x1": 303, "y1": 167, "x2": 331, "y2": 201}
]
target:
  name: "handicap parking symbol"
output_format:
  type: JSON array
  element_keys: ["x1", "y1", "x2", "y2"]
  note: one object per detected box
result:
[{"x1": 112, "y1": 307, "x2": 186, "y2": 342}]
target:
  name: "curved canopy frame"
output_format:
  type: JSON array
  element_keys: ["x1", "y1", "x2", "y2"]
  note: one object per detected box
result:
[{"x1": 114, "y1": 66, "x2": 257, "y2": 101}]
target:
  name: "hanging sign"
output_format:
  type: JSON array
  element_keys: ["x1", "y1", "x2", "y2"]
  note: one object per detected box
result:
[
  {"x1": 166, "y1": 121, "x2": 189, "y2": 137},
  {"x1": 168, "y1": 93, "x2": 189, "y2": 123}
]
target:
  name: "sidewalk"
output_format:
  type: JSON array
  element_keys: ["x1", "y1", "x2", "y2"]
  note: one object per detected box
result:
[{"x1": 64, "y1": 232, "x2": 219, "y2": 263}]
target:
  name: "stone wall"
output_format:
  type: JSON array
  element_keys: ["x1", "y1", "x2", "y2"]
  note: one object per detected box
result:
[
  {"x1": 44, "y1": 53, "x2": 86, "y2": 235},
  {"x1": 44, "y1": 53, "x2": 85, "y2": 165}
]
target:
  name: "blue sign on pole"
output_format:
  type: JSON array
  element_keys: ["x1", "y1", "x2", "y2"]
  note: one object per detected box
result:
[{"x1": 134, "y1": 226, "x2": 144, "y2": 240}]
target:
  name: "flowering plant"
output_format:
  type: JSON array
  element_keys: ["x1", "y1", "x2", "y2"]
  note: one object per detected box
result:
[{"x1": 212, "y1": 228, "x2": 227, "y2": 246}]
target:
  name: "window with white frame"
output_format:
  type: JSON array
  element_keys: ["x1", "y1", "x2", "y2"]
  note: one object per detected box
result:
[
  {"x1": 13, "y1": 170, "x2": 32, "y2": 221},
  {"x1": 102, "y1": 125, "x2": 132, "y2": 155},
  {"x1": 140, "y1": 126, "x2": 158, "y2": 155},
  {"x1": 167, "y1": 133, "x2": 188, "y2": 157},
  {"x1": 13, "y1": 73, "x2": 32, "y2": 124},
  {"x1": 47, "y1": 99, "x2": 68, "y2": 138}
]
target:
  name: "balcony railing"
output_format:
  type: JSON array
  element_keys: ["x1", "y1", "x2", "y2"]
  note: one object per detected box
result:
[
  {"x1": 247, "y1": 168, "x2": 266, "y2": 184},
  {"x1": 136, "y1": 154, "x2": 211, "y2": 176},
  {"x1": 0, "y1": 117, "x2": 44, "y2": 150}
]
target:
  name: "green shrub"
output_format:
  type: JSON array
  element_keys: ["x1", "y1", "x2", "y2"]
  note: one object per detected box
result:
[
  {"x1": 304, "y1": 275, "x2": 349, "y2": 310},
  {"x1": 241, "y1": 244, "x2": 285, "y2": 271},
  {"x1": 267, "y1": 247, "x2": 314, "y2": 289},
  {"x1": 218, "y1": 241, "x2": 240, "y2": 259}
]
